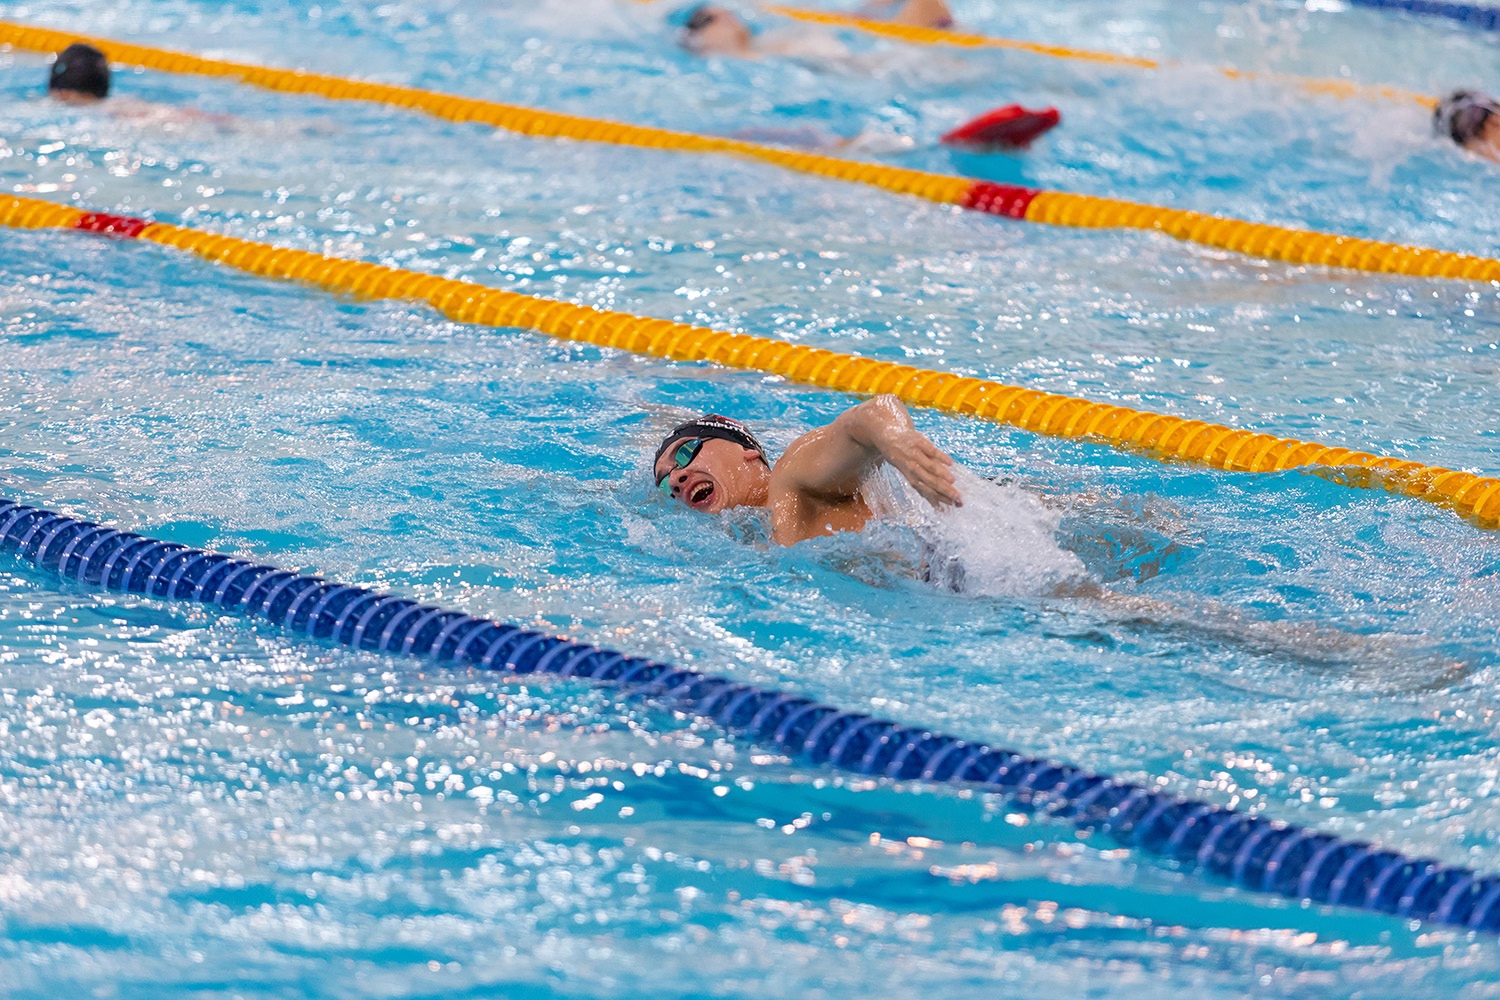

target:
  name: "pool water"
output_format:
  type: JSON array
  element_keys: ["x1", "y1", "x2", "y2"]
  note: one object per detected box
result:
[{"x1": 2, "y1": 0, "x2": 1500, "y2": 995}]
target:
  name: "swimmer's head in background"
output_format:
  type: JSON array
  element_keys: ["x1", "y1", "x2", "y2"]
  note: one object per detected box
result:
[
  {"x1": 652, "y1": 414, "x2": 768, "y2": 475},
  {"x1": 49, "y1": 43, "x2": 111, "y2": 101},
  {"x1": 673, "y1": 3, "x2": 715, "y2": 32},
  {"x1": 1434, "y1": 90, "x2": 1499, "y2": 147},
  {"x1": 672, "y1": 3, "x2": 754, "y2": 54}
]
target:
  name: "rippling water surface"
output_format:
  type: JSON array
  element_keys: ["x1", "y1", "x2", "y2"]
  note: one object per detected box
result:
[{"x1": 2, "y1": 0, "x2": 1500, "y2": 996}]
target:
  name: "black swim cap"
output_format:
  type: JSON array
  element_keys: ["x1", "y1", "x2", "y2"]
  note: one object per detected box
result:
[
  {"x1": 49, "y1": 43, "x2": 110, "y2": 100},
  {"x1": 1434, "y1": 90, "x2": 1498, "y2": 146},
  {"x1": 673, "y1": 3, "x2": 714, "y2": 32},
  {"x1": 652, "y1": 414, "x2": 768, "y2": 471}
]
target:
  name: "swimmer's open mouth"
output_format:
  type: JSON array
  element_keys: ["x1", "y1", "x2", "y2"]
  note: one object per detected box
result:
[{"x1": 689, "y1": 483, "x2": 714, "y2": 506}]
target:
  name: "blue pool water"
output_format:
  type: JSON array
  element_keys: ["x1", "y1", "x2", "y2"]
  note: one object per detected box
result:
[{"x1": 2, "y1": 0, "x2": 1500, "y2": 995}]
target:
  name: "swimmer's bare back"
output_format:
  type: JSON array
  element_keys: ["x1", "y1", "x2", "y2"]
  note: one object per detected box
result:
[{"x1": 859, "y1": 0, "x2": 955, "y2": 28}]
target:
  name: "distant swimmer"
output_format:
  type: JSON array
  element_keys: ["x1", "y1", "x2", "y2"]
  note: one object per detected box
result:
[
  {"x1": 677, "y1": 1, "x2": 952, "y2": 59},
  {"x1": 728, "y1": 103, "x2": 1059, "y2": 156},
  {"x1": 1435, "y1": 90, "x2": 1500, "y2": 165},
  {"x1": 673, "y1": 4, "x2": 1059, "y2": 153},
  {"x1": 47, "y1": 43, "x2": 110, "y2": 104},
  {"x1": 653, "y1": 396, "x2": 961, "y2": 547},
  {"x1": 45, "y1": 42, "x2": 238, "y2": 130}
]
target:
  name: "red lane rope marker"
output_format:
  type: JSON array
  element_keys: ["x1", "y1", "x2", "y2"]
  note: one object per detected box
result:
[
  {"x1": 959, "y1": 183, "x2": 1040, "y2": 218},
  {"x1": 74, "y1": 212, "x2": 152, "y2": 238}
]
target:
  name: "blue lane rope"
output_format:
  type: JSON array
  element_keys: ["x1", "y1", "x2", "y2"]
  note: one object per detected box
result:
[
  {"x1": 1347, "y1": 0, "x2": 1500, "y2": 31},
  {"x1": 3, "y1": 495, "x2": 1497, "y2": 931}
]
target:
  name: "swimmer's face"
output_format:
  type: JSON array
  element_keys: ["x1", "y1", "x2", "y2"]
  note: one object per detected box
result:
[
  {"x1": 681, "y1": 6, "x2": 754, "y2": 56},
  {"x1": 655, "y1": 436, "x2": 767, "y2": 514},
  {"x1": 1468, "y1": 112, "x2": 1500, "y2": 165}
]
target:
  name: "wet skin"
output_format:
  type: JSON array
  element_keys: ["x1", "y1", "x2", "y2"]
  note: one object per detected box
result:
[
  {"x1": 1466, "y1": 112, "x2": 1500, "y2": 165},
  {"x1": 655, "y1": 395, "x2": 961, "y2": 546},
  {"x1": 680, "y1": 6, "x2": 755, "y2": 56},
  {"x1": 681, "y1": 0, "x2": 953, "y2": 57}
]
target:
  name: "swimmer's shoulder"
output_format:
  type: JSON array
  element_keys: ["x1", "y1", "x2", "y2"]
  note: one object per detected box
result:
[
  {"x1": 765, "y1": 465, "x2": 828, "y2": 544},
  {"x1": 766, "y1": 468, "x2": 874, "y2": 545}
]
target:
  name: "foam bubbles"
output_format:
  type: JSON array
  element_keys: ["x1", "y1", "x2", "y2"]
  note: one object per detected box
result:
[{"x1": 864, "y1": 466, "x2": 1088, "y2": 597}]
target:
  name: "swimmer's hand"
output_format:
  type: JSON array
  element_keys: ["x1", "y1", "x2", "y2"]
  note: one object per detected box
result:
[{"x1": 882, "y1": 427, "x2": 962, "y2": 508}]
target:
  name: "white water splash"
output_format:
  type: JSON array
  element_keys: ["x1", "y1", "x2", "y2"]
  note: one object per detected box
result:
[{"x1": 864, "y1": 466, "x2": 1089, "y2": 597}]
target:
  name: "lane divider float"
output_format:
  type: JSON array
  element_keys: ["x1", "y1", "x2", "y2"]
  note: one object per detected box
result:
[
  {"x1": 1348, "y1": 0, "x2": 1500, "y2": 31},
  {"x1": 1, "y1": 20, "x2": 1496, "y2": 284},
  {"x1": 6, "y1": 193, "x2": 1499, "y2": 531},
  {"x1": 762, "y1": 5, "x2": 1442, "y2": 109},
  {"x1": 3, "y1": 496, "x2": 1498, "y2": 932}
]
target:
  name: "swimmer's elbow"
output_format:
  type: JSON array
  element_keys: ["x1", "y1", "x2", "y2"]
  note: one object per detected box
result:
[
  {"x1": 851, "y1": 394, "x2": 908, "y2": 424},
  {"x1": 836, "y1": 395, "x2": 905, "y2": 448}
]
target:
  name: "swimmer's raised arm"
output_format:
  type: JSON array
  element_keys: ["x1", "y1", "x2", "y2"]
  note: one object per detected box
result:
[
  {"x1": 777, "y1": 395, "x2": 962, "y2": 508},
  {"x1": 649, "y1": 400, "x2": 958, "y2": 544}
]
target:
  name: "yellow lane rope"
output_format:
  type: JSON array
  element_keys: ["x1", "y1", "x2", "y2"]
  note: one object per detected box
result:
[
  {"x1": 9, "y1": 193, "x2": 1497, "y2": 530},
  {"x1": 762, "y1": 6, "x2": 1441, "y2": 110},
  {"x1": 1, "y1": 20, "x2": 1494, "y2": 283}
]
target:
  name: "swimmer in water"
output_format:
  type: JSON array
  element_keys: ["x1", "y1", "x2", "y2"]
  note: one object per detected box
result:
[
  {"x1": 673, "y1": 4, "x2": 1059, "y2": 153},
  {"x1": 652, "y1": 400, "x2": 1468, "y2": 684},
  {"x1": 678, "y1": 1, "x2": 953, "y2": 58},
  {"x1": 44, "y1": 43, "x2": 240, "y2": 131},
  {"x1": 1435, "y1": 90, "x2": 1500, "y2": 166},
  {"x1": 653, "y1": 396, "x2": 961, "y2": 546},
  {"x1": 47, "y1": 43, "x2": 110, "y2": 104}
]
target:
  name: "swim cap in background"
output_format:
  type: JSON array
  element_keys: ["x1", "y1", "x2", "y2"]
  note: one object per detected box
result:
[
  {"x1": 940, "y1": 105, "x2": 1062, "y2": 151},
  {"x1": 1434, "y1": 90, "x2": 1499, "y2": 146},
  {"x1": 669, "y1": 3, "x2": 760, "y2": 37},
  {"x1": 670, "y1": 3, "x2": 711, "y2": 29},
  {"x1": 49, "y1": 43, "x2": 110, "y2": 99},
  {"x1": 653, "y1": 415, "x2": 769, "y2": 471}
]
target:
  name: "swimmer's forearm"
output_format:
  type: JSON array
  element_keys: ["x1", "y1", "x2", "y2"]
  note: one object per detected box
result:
[
  {"x1": 838, "y1": 395, "x2": 913, "y2": 457},
  {"x1": 842, "y1": 395, "x2": 963, "y2": 507},
  {"x1": 781, "y1": 396, "x2": 959, "y2": 506}
]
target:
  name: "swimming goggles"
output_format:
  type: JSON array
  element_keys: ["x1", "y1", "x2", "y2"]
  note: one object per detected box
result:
[
  {"x1": 1437, "y1": 91, "x2": 1500, "y2": 145},
  {"x1": 656, "y1": 437, "x2": 706, "y2": 491},
  {"x1": 1452, "y1": 103, "x2": 1495, "y2": 146}
]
